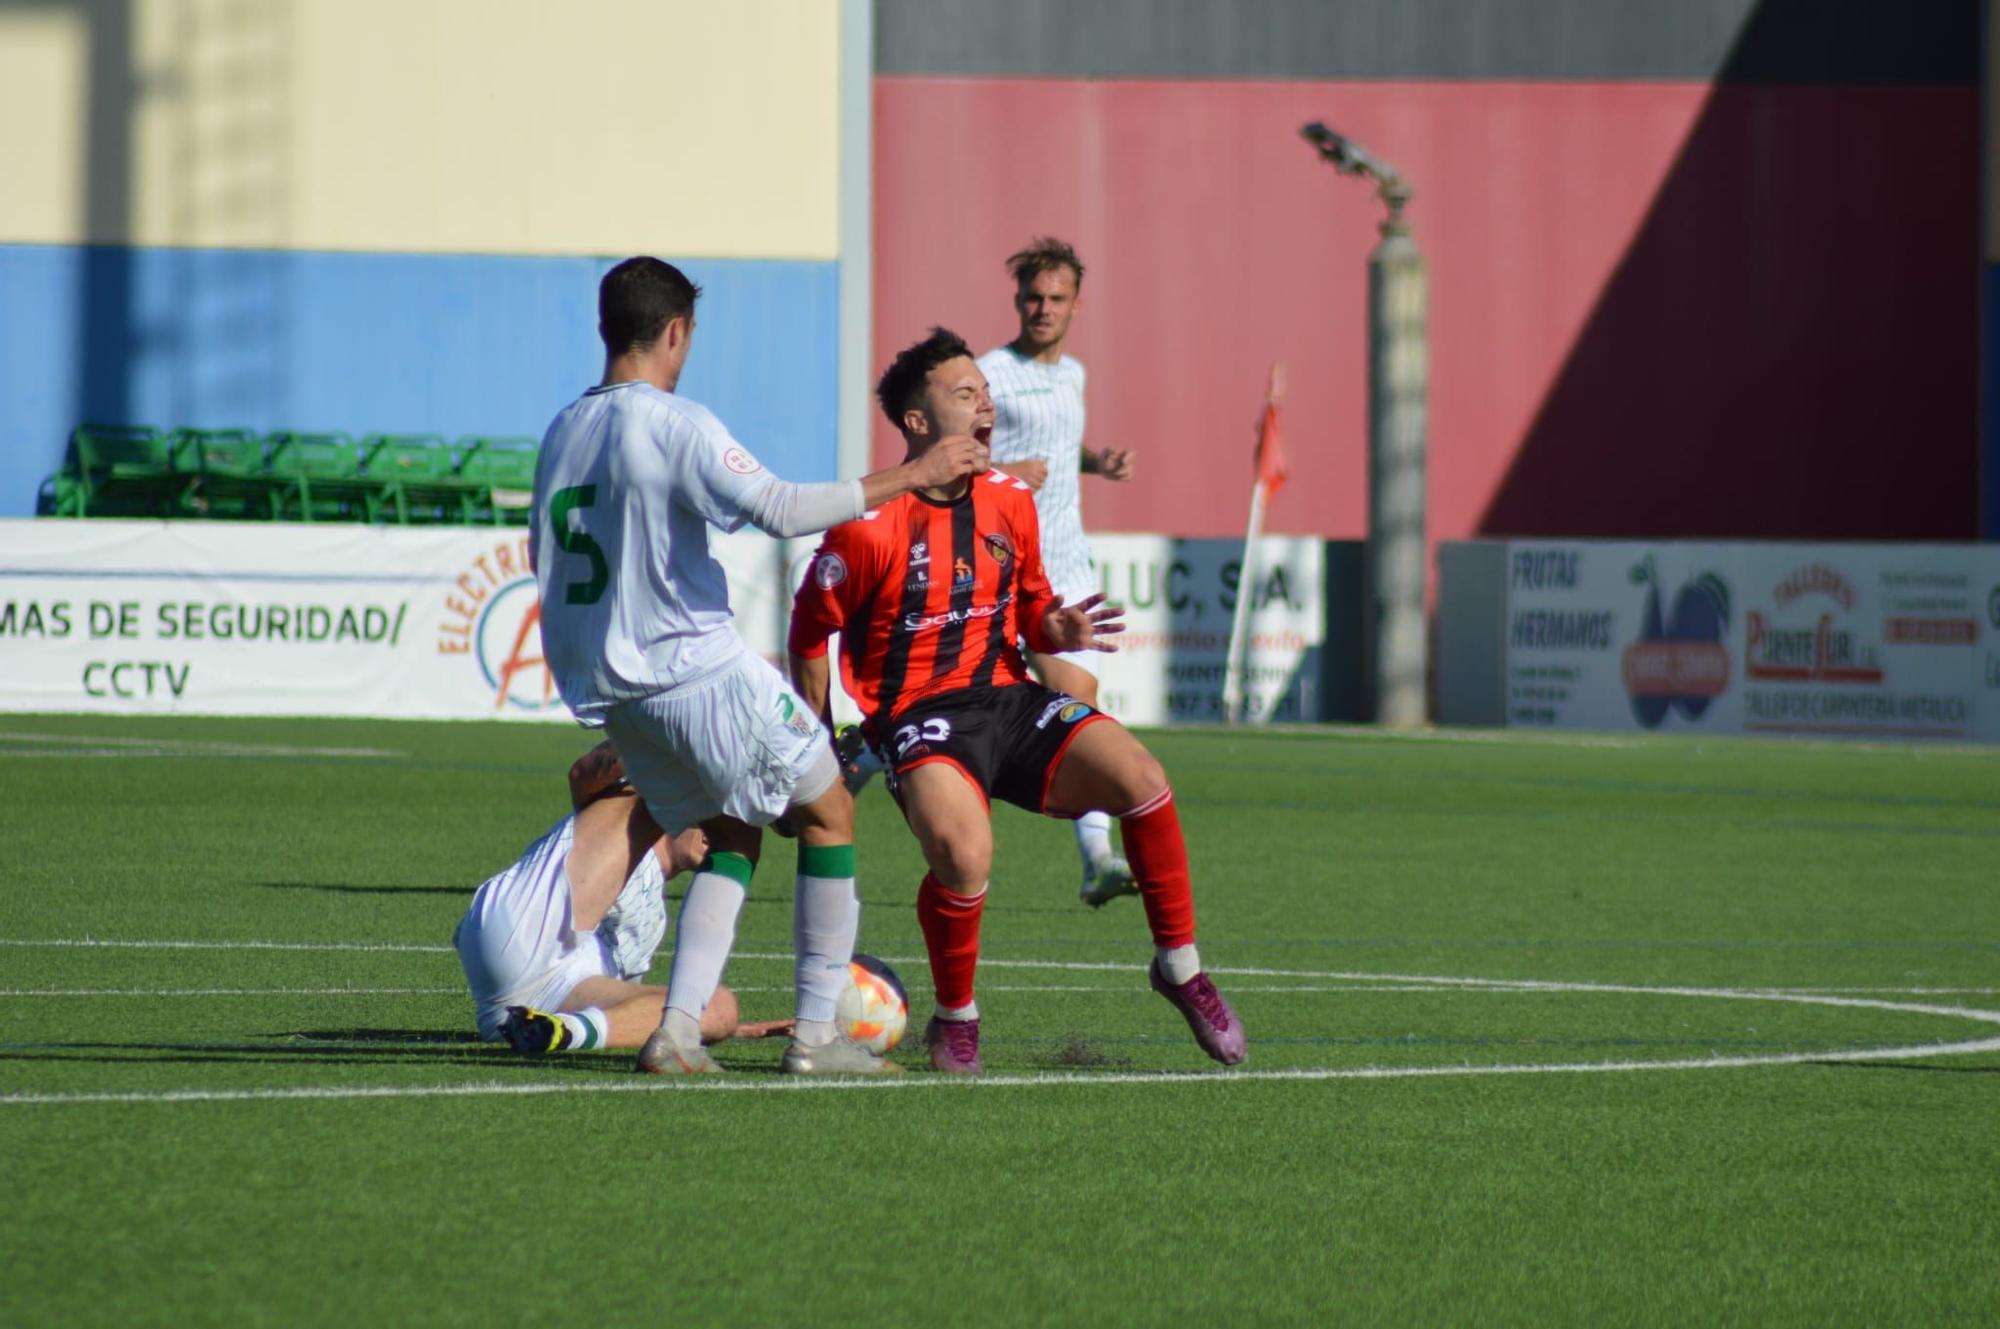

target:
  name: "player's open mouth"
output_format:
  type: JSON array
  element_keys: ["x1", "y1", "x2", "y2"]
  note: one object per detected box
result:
[{"x1": 974, "y1": 424, "x2": 993, "y2": 445}]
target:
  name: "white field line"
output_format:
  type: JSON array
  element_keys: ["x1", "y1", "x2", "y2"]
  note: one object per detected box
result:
[
  {"x1": 3, "y1": 939, "x2": 1996, "y2": 999},
  {"x1": 7, "y1": 1035, "x2": 2000, "y2": 1109},
  {"x1": 3, "y1": 962, "x2": 1997, "y2": 1107},
  {"x1": 0, "y1": 731, "x2": 403, "y2": 759}
]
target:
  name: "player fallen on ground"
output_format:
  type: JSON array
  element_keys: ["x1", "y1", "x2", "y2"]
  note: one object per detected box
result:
[
  {"x1": 975, "y1": 238, "x2": 1142, "y2": 909},
  {"x1": 787, "y1": 327, "x2": 1246, "y2": 1074},
  {"x1": 454, "y1": 740, "x2": 793, "y2": 1055},
  {"x1": 531, "y1": 258, "x2": 983, "y2": 1075}
]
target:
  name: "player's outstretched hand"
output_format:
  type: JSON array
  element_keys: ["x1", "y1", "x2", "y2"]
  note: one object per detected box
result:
[
  {"x1": 1043, "y1": 592, "x2": 1126, "y2": 654},
  {"x1": 1098, "y1": 448, "x2": 1136, "y2": 481},
  {"x1": 912, "y1": 434, "x2": 988, "y2": 489}
]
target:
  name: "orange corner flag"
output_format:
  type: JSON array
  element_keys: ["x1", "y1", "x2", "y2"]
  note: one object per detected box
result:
[{"x1": 1255, "y1": 362, "x2": 1288, "y2": 497}]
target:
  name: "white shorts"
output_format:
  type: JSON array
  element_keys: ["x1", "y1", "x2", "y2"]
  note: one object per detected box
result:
[
  {"x1": 454, "y1": 816, "x2": 616, "y2": 1041},
  {"x1": 603, "y1": 652, "x2": 833, "y2": 831}
]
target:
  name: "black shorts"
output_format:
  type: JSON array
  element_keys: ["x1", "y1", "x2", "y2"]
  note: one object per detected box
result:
[{"x1": 877, "y1": 683, "x2": 1110, "y2": 815}]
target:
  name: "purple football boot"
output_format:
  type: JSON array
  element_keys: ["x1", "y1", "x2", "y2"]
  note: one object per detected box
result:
[
  {"x1": 1149, "y1": 959, "x2": 1247, "y2": 1065},
  {"x1": 924, "y1": 1015, "x2": 983, "y2": 1075}
]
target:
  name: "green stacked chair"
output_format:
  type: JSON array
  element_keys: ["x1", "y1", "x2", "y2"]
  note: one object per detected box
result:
[
  {"x1": 455, "y1": 435, "x2": 540, "y2": 525},
  {"x1": 71, "y1": 424, "x2": 177, "y2": 517},
  {"x1": 170, "y1": 428, "x2": 272, "y2": 519},
  {"x1": 361, "y1": 434, "x2": 470, "y2": 524},
  {"x1": 36, "y1": 468, "x2": 84, "y2": 517},
  {"x1": 267, "y1": 430, "x2": 370, "y2": 522}
]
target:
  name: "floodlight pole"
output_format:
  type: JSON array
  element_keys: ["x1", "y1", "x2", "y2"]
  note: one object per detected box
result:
[{"x1": 1302, "y1": 122, "x2": 1429, "y2": 728}]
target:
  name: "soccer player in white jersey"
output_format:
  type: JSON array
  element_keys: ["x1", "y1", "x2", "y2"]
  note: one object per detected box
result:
[
  {"x1": 455, "y1": 740, "x2": 792, "y2": 1053},
  {"x1": 532, "y1": 257, "x2": 983, "y2": 1075},
  {"x1": 976, "y1": 238, "x2": 1140, "y2": 908}
]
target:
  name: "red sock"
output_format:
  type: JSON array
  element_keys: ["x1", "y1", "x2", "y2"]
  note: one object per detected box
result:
[
  {"x1": 916, "y1": 873, "x2": 986, "y2": 1010},
  {"x1": 1120, "y1": 788, "x2": 1196, "y2": 948}
]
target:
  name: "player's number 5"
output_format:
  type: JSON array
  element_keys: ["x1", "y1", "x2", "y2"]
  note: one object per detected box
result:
[{"x1": 549, "y1": 485, "x2": 609, "y2": 606}]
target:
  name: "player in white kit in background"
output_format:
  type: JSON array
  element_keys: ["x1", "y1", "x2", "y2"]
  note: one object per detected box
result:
[
  {"x1": 976, "y1": 238, "x2": 1141, "y2": 908},
  {"x1": 532, "y1": 257, "x2": 982, "y2": 1075}
]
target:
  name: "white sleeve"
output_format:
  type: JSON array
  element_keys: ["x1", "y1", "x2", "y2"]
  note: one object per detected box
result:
[
  {"x1": 742, "y1": 478, "x2": 867, "y2": 538},
  {"x1": 674, "y1": 417, "x2": 781, "y2": 533}
]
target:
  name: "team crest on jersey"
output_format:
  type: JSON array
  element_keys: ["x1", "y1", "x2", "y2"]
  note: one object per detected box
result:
[
  {"x1": 722, "y1": 446, "x2": 762, "y2": 476},
  {"x1": 777, "y1": 694, "x2": 817, "y2": 738},
  {"x1": 981, "y1": 531, "x2": 1015, "y2": 567},
  {"x1": 815, "y1": 552, "x2": 848, "y2": 589},
  {"x1": 952, "y1": 557, "x2": 974, "y2": 587}
]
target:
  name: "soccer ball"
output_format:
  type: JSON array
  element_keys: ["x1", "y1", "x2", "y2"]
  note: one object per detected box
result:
[{"x1": 836, "y1": 952, "x2": 909, "y2": 1054}]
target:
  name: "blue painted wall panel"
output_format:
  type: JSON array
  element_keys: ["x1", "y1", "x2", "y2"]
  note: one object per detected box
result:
[{"x1": 0, "y1": 246, "x2": 838, "y2": 517}]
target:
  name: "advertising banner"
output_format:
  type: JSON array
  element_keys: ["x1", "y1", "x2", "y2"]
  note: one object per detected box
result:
[
  {"x1": 1490, "y1": 540, "x2": 1998, "y2": 741},
  {"x1": 0, "y1": 521, "x2": 1326, "y2": 727},
  {"x1": 0, "y1": 520, "x2": 787, "y2": 722}
]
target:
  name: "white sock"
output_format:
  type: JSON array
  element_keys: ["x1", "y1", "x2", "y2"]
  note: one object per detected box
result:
[
  {"x1": 936, "y1": 1001, "x2": 980, "y2": 1022},
  {"x1": 1156, "y1": 944, "x2": 1202, "y2": 986},
  {"x1": 794, "y1": 847, "x2": 861, "y2": 1025},
  {"x1": 1074, "y1": 811, "x2": 1115, "y2": 868},
  {"x1": 558, "y1": 1007, "x2": 608, "y2": 1052},
  {"x1": 662, "y1": 868, "x2": 747, "y2": 1043}
]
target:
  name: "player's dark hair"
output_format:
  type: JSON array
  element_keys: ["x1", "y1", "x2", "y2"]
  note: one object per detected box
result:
[
  {"x1": 598, "y1": 257, "x2": 701, "y2": 356},
  {"x1": 875, "y1": 327, "x2": 975, "y2": 427},
  {"x1": 1006, "y1": 236, "x2": 1084, "y2": 289}
]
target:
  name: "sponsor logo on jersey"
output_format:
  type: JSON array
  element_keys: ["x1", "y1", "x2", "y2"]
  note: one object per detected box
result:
[
  {"x1": 815, "y1": 552, "x2": 848, "y2": 589},
  {"x1": 910, "y1": 542, "x2": 930, "y2": 567},
  {"x1": 437, "y1": 534, "x2": 562, "y2": 712},
  {"x1": 905, "y1": 566, "x2": 928, "y2": 592},
  {"x1": 981, "y1": 532, "x2": 1015, "y2": 566},
  {"x1": 722, "y1": 446, "x2": 762, "y2": 476},
  {"x1": 952, "y1": 557, "x2": 974, "y2": 587},
  {"x1": 1058, "y1": 701, "x2": 1092, "y2": 723},
  {"x1": 902, "y1": 595, "x2": 1011, "y2": 633}
]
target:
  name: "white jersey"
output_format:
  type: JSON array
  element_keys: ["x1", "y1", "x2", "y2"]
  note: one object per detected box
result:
[
  {"x1": 452, "y1": 812, "x2": 669, "y2": 1038},
  {"x1": 978, "y1": 345, "x2": 1094, "y2": 598},
  {"x1": 532, "y1": 382, "x2": 777, "y2": 721}
]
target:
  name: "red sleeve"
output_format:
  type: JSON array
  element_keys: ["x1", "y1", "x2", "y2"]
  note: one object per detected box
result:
[
  {"x1": 788, "y1": 522, "x2": 866, "y2": 658},
  {"x1": 1006, "y1": 484, "x2": 1060, "y2": 654}
]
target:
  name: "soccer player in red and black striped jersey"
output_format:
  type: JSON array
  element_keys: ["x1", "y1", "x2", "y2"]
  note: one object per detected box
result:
[{"x1": 789, "y1": 328, "x2": 1245, "y2": 1073}]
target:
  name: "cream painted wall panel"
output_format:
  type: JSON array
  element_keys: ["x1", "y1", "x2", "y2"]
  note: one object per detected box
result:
[
  {"x1": 0, "y1": 13, "x2": 87, "y2": 244},
  {"x1": 15, "y1": 0, "x2": 838, "y2": 257}
]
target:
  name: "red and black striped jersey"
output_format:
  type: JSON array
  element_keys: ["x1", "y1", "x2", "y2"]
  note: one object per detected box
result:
[{"x1": 789, "y1": 468, "x2": 1058, "y2": 729}]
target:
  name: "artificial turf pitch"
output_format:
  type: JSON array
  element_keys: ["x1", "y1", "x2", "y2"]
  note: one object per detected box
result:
[{"x1": 2, "y1": 714, "x2": 1996, "y2": 1326}]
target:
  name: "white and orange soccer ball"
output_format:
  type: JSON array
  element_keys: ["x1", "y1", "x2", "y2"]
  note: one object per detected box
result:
[{"x1": 836, "y1": 953, "x2": 909, "y2": 1055}]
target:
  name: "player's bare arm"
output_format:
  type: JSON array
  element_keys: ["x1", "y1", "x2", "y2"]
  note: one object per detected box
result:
[
  {"x1": 790, "y1": 649, "x2": 834, "y2": 731},
  {"x1": 1009, "y1": 457, "x2": 1050, "y2": 491}
]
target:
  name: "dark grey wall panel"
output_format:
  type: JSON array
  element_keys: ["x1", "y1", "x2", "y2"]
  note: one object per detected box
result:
[{"x1": 876, "y1": 0, "x2": 1977, "y2": 85}]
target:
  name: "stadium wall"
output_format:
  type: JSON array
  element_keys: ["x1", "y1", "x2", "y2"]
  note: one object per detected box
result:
[
  {"x1": 873, "y1": 0, "x2": 1981, "y2": 549},
  {"x1": 0, "y1": 0, "x2": 853, "y2": 517}
]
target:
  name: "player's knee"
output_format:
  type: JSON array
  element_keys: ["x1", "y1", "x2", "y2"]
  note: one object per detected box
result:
[
  {"x1": 704, "y1": 815, "x2": 762, "y2": 862},
  {"x1": 1112, "y1": 747, "x2": 1168, "y2": 810},
  {"x1": 925, "y1": 833, "x2": 991, "y2": 890}
]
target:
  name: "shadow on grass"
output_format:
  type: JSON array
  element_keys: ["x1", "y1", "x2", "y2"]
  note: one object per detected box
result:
[{"x1": 0, "y1": 1029, "x2": 793, "y2": 1077}]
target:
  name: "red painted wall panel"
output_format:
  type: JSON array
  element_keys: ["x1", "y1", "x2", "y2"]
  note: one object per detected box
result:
[{"x1": 873, "y1": 77, "x2": 1976, "y2": 546}]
